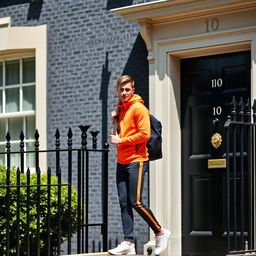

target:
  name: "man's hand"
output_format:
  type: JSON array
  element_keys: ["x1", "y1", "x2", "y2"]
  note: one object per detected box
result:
[{"x1": 109, "y1": 133, "x2": 122, "y2": 145}]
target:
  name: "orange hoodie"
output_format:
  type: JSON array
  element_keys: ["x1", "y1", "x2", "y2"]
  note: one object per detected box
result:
[{"x1": 116, "y1": 94, "x2": 150, "y2": 164}]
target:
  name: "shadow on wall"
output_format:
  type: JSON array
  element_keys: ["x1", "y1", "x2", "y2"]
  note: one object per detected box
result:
[
  {"x1": 99, "y1": 33, "x2": 149, "y2": 146},
  {"x1": 27, "y1": 0, "x2": 44, "y2": 20},
  {"x1": 122, "y1": 33, "x2": 149, "y2": 107},
  {"x1": 106, "y1": 0, "x2": 133, "y2": 10},
  {"x1": 0, "y1": 0, "x2": 29, "y2": 8},
  {"x1": 0, "y1": 0, "x2": 43, "y2": 21},
  {"x1": 100, "y1": 52, "x2": 111, "y2": 146}
]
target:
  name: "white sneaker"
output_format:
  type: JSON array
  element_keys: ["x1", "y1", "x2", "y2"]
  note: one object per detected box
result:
[
  {"x1": 108, "y1": 241, "x2": 136, "y2": 255},
  {"x1": 155, "y1": 229, "x2": 171, "y2": 255}
]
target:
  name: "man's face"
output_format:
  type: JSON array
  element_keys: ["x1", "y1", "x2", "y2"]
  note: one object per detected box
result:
[{"x1": 117, "y1": 82, "x2": 135, "y2": 103}]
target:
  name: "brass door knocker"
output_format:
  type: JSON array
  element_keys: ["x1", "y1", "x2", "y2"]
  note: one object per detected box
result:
[{"x1": 211, "y1": 133, "x2": 222, "y2": 149}]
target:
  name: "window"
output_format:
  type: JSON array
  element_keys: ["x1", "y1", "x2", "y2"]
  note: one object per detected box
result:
[
  {"x1": 0, "y1": 55, "x2": 36, "y2": 168},
  {"x1": 0, "y1": 21, "x2": 47, "y2": 171}
]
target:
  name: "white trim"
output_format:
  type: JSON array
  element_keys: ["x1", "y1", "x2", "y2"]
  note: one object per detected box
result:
[
  {"x1": 0, "y1": 24, "x2": 47, "y2": 171},
  {"x1": 111, "y1": 0, "x2": 169, "y2": 12},
  {"x1": 156, "y1": 25, "x2": 256, "y2": 48},
  {"x1": 148, "y1": 23, "x2": 256, "y2": 256},
  {"x1": 0, "y1": 17, "x2": 11, "y2": 28},
  {"x1": 0, "y1": 83, "x2": 36, "y2": 89},
  {"x1": 0, "y1": 51, "x2": 35, "y2": 61},
  {"x1": 19, "y1": 58, "x2": 23, "y2": 112},
  {"x1": 111, "y1": 0, "x2": 256, "y2": 24},
  {"x1": 2, "y1": 62, "x2": 5, "y2": 113},
  {"x1": 0, "y1": 139, "x2": 34, "y2": 145},
  {"x1": 0, "y1": 110, "x2": 35, "y2": 119}
]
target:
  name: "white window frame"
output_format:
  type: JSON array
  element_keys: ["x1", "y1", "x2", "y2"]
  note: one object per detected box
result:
[
  {"x1": 0, "y1": 53, "x2": 36, "y2": 168},
  {"x1": 0, "y1": 18, "x2": 47, "y2": 171}
]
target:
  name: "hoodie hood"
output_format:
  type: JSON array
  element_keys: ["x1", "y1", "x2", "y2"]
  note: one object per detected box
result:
[{"x1": 117, "y1": 94, "x2": 144, "y2": 109}]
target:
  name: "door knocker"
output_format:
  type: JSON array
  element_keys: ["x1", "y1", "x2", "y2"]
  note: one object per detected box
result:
[{"x1": 211, "y1": 133, "x2": 222, "y2": 149}]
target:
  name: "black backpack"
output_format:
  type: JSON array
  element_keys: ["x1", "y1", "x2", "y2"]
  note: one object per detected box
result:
[{"x1": 147, "y1": 114, "x2": 163, "y2": 161}]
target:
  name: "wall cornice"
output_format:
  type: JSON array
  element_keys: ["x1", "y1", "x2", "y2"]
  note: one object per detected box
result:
[
  {"x1": 112, "y1": 0, "x2": 256, "y2": 60},
  {"x1": 157, "y1": 25, "x2": 256, "y2": 47},
  {"x1": 112, "y1": 0, "x2": 256, "y2": 25}
]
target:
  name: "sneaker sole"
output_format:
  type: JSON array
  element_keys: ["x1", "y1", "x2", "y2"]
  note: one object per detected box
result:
[
  {"x1": 108, "y1": 252, "x2": 136, "y2": 255},
  {"x1": 155, "y1": 230, "x2": 171, "y2": 255},
  {"x1": 108, "y1": 251, "x2": 136, "y2": 255}
]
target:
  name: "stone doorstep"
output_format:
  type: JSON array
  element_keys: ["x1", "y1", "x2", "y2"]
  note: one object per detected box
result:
[
  {"x1": 62, "y1": 254, "x2": 143, "y2": 256},
  {"x1": 61, "y1": 253, "x2": 107, "y2": 256},
  {"x1": 227, "y1": 254, "x2": 256, "y2": 256}
]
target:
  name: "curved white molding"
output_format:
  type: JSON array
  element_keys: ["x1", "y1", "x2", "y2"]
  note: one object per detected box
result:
[
  {"x1": 140, "y1": 22, "x2": 152, "y2": 51},
  {"x1": 140, "y1": 22, "x2": 155, "y2": 61}
]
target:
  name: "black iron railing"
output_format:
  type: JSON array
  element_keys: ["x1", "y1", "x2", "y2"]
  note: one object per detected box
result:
[
  {"x1": 225, "y1": 96, "x2": 256, "y2": 254},
  {"x1": 0, "y1": 126, "x2": 109, "y2": 256}
]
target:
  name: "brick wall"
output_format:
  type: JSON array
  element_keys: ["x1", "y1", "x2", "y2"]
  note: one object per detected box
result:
[{"x1": 0, "y1": 0, "x2": 157, "y2": 254}]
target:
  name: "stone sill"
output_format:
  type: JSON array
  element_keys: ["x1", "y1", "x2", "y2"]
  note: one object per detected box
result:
[
  {"x1": 62, "y1": 254, "x2": 143, "y2": 256},
  {"x1": 227, "y1": 254, "x2": 256, "y2": 256}
]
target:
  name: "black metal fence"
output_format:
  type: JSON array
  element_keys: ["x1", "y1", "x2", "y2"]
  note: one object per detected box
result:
[
  {"x1": 225, "y1": 96, "x2": 256, "y2": 254},
  {"x1": 0, "y1": 125, "x2": 109, "y2": 256}
]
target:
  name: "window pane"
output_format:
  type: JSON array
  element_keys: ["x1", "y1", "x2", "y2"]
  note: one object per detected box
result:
[
  {"x1": 8, "y1": 117, "x2": 23, "y2": 141},
  {"x1": 26, "y1": 116, "x2": 35, "y2": 139},
  {"x1": 0, "y1": 62, "x2": 2, "y2": 86},
  {"x1": 0, "y1": 145, "x2": 5, "y2": 166},
  {"x1": 0, "y1": 90, "x2": 2, "y2": 113},
  {"x1": 23, "y1": 86, "x2": 35, "y2": 111},
  {"x1": 26, "y1": 142, "x2": 35, "y2": 169},
  {"x1": 6, "y1": 88, "x2": 19, "y2": 112},
  {"x1": 6, "y1": 59, "x2": 20, "y2": 85},
  {"x1": 10, "y1": 143, "x2": 20, "y2": 168},
  {"x1": 23, "y1": 57, "x2": 35, "y2": 83},
  {"x1": 0, "y1": 119, "x2": 6, "y2": 141}
]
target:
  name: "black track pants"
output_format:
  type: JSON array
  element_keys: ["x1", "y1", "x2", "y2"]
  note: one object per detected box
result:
[{"x1": 116, "y1": 161, "x2": 161, "y2": 242}]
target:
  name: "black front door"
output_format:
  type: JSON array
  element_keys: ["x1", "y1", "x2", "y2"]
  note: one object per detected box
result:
[{"x1": 181, "y1": 51, "x2": 251, "y2": 256}]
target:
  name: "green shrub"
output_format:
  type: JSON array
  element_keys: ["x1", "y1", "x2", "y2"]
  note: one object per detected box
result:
[{"x1": 0, "y1": 166, "x2": 79, "y2": 255}]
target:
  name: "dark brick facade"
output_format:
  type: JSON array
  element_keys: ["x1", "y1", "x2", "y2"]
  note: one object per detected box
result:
[{"x1": 0, "y1": 0, "x2": 157, "y2": 253}]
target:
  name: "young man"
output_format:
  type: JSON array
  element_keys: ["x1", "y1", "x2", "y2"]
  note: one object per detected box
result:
[{"x1": 108, "y1": 75, "x2": 170, "y2": 255}]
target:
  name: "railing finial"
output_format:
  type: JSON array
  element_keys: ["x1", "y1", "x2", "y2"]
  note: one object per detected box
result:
[
  {"x1": 67, "y1": 128, "x2": 73, "y2": 149},
  {"x1": 55, "y1": 128, "x2": 60, "y2": 150},
  {"x1": 79, "y1": 125, "x2": 91, "y2": 150},
  {"x1": 90, "y1": 130, "x2": 99, "y2": 149},
  {"x1": 245, "y1": 98, "x2": 251, "y2": 122},
  {"x1": 231, "y1": 96, "x2": 237, "y2": 121},
  {"x1": 238, "y1": 97, "x2": 245, "y2": 121}
]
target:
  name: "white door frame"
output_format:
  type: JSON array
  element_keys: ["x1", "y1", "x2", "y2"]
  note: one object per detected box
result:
[{"x1": 149, "y1": 26, "x2": 256, "y2": 256}]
